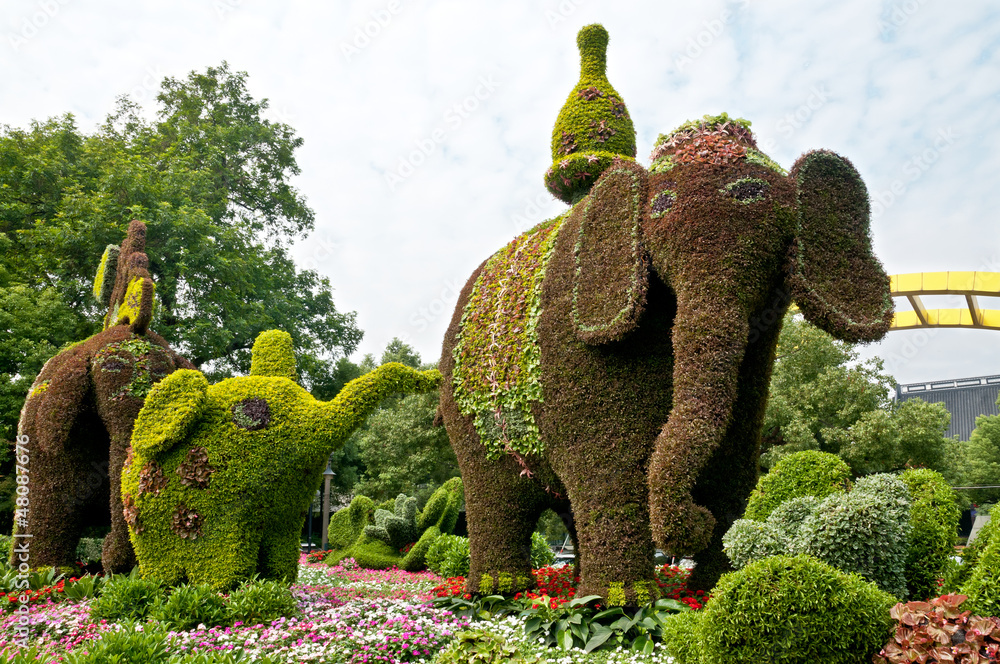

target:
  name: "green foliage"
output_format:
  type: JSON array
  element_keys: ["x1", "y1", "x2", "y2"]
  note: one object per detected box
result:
[
  {"x1": 0, "y1": 63, "x2": 362, "y2": 396},
  {"x1": 743, "y1": 450, "x2": 851, "y2": 521},
  {"x1": 796, "y1": 474, "x2": 911, "y2": 598},
  {"x1": 721, "y1": 519, "x2": 785, "y2": 570},
  {"x1": 531, "y1": 531, "x2": 556, "y2": 568},
  {"x1": 249, "y1": 329, "x2": 297, "y2": 380},
  {"x1": 75, "y1": 536, "x2": 104, "y2": 564},
  {"x1": 658, "y1": 610, "x2": 705, "y2": 664},
  {"x1": 961, "y1": 506, "x2": 1000, "y2": 616},
  {"x1": 899, "y1": 468, "x2": 961, "y2": 600},
  {"x1": 403, "y1": 526, "x2": 442, "y2": 572},
  {"x1": 325, "y1": 494, "x2": 374, "y2": 551},
  {"x1": 433, "y1": 628, "x2": 541, "y2": 663},
  {"x1": 698, "y1": 555, "x2": 896, "y2": 664},
  {"x1": 224, "y1": 577, "x2": 299, "y2": 627},
  {"x1": 92, "y1": 244, "x2": 119, "y2": 306},
  {"x1": 151, "y1": 582, "x2": 230, "y2": 631},
  {"x1": 427, "y1": 534, "x2": 472, "y2": 578},
  {"x1": 124, "y1": 334, "x2": 441, "y2": 589},
  {"x1": 952, "y1": 411, "x2": 1000, "y2": 505},
  {"x1": 365, "y1": 493, "x2": 419, "y2": 549},
  {"x1": 90, "y1": 572, "x2": 164, "y2": 622}
]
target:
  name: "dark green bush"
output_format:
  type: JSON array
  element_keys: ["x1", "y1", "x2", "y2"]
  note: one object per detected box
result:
[
  {"x1": 961, "y1": 506, "x2": 1000, "y2": 617},
  {"x1": 150, "y1": 583, "x2": 230, "y2": 631},
  {"x1": 698, "y1": 555, "x2": 896, "y2": 664},
  {"x1": 899, "y1": 468, "x2": 960, "y2": 600},
  {"x1": 427, "y1": 535, "x2": 471, "y2": 578},
  {"x1": 796, "y1": 473, "x2": 911, "y2": 598},
  {"x1": 226, "y1": 578, "x2": 299, "y2": 627},
  {"x1": 949, "y1": 505, "x2": 997, "y2": 592},
  {"x1": 90, "y1": 572, "x2": 164, "y2": 622},
  {"x1": 326, "y1": 495, "x2": 375, "y2": 551},
  {"x1": 768, "y1": 495, "x2": 821, "y2": 540},
  {"x1": 744, "y1": 451, "x2": 851, "y2": 521},
  {"x1": 75, "y1": 537, "x2": 105, "y2": 564}
]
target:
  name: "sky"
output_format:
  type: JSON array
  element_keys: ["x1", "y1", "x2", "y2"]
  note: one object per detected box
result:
[{"x1": 3, "y1": 0, "x2": 1000, "y2": 386}]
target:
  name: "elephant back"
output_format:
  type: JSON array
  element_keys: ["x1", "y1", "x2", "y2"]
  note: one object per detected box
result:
[{"x1": 450, "y1": 212, "x2": 572, "y2": 461}]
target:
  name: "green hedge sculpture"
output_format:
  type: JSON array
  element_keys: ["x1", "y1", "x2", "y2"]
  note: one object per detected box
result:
[
  {"x1": 325, "y1": 477, "x2": 464, "y2": 572},
  {"x1": 13, "y1": 220, "x2": 193, "y2": 574},
  {"x1": 122, "y1": 330, "x2": 441, "y2": 589},
  {"x1": 440, "y1": 23, "x2": 894, "y2": 601}
]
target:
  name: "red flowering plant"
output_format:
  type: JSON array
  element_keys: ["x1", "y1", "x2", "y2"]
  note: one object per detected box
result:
[
  {"x1": 304, "y1": 549, "x2": 333, "y2": 564},
  {"x1": 874, "y1": 594, "x2": 1000, "y2": 664}
]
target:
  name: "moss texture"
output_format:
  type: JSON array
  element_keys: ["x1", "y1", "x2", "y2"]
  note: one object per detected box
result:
[
  {"x1": 325, "y1": 477, "x2": 464, "y2": 572},
  {"x1": 545, "y1": 24, "x2": 636, "y2": 204},
  {"x1": 249, "y1": 329, "x2": 297, "y2": 381},
  {"x1": 123, "y1": 332, "x2": 440, "y2": 589},
  {"x1": 12, "y1": 221, "x2": 193, "y2": 574},
  {"x1": 441, "y1": 24, "x2": 891, "y2": 603}
]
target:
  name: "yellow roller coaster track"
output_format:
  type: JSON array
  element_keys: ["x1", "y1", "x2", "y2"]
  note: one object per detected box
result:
[{"x1": 890, "y1": 272, "x2": 1000, "y2": 330}]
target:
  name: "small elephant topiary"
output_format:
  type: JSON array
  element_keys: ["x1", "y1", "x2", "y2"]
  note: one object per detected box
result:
[
  {"x1": 325, "y1": 477, "x2": 464, "y2": 572},
  {"x1": 122, "y1": 330, "x2": 441, "y2": 589}
]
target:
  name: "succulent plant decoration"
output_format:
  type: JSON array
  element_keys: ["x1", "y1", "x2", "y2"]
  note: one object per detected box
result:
[{"x1": 545, "y1": 24, "x2": 637, "y2": 204}]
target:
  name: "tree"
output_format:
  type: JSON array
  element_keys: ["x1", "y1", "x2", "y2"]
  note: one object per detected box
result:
[
  {"x1": 762, "y1": 313, "x2": 952, "y2": 476},
  {"x1": 950, "y1": 410, "x2": 1000, "y2": 505},
  {"x1": 0, "y1": 63, "x2": 363, "y2": 528}
]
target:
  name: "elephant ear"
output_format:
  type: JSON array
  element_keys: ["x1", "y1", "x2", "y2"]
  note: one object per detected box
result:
[
  {"x1": 131, "y1": 369, "x2": 209, "y2": 457},
  {"x1": 572, "y1": 158, "x2": 649, "y2": 344},
  {"x1": 788, "y1": 150, "x2": 893, "y2": 343}
]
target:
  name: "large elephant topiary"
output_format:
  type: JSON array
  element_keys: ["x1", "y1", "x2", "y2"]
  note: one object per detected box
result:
[
  {"x1": 439, "y1": 24, "x2": 893, "y2": 602},
  {"x1": 13, "y1": 220, "x2": 193, "y2": 573},
  {"x1": 122, "y1": 330, "x2": 441, "y2": 589}
]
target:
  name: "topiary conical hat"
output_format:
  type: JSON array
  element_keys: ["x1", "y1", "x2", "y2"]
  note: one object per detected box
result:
[{"x1": 545, "y1": 24, "x2": 636, "y2": 204}]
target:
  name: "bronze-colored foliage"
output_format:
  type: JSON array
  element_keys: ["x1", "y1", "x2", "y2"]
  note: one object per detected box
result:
[{"x1": 176, "y1": 446, "x2": 215, "y2": 489}]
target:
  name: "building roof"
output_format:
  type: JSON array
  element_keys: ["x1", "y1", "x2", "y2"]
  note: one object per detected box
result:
[{"x1": 896, "y1": 374, "x2": 1000, "y2": 441}]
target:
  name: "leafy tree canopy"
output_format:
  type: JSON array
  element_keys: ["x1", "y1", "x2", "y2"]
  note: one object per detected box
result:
[{"x1": 762, "y1": 312, "x2": 953, "y2": 477}]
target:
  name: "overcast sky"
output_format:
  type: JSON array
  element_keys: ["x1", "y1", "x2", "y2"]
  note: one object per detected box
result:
[{"x1": 3, "y1": 0, "x2": 1000, "y2": 386}]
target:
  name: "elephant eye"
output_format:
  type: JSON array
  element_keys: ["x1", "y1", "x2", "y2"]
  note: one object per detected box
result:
[
  {"x1": 232, "y1": 397, "x2": 271, "y2": 431},
  {"x1": 650, "y1": 189, "x2": 676, "y2": 218},
  {"x1": 722, "y1": 177, "x2": 769, "y2": 203}
]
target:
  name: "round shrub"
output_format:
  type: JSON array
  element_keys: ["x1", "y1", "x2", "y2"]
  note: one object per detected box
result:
[
  {"x1": 530, "y1": 531, "x2": 555, "y2": 569},
  {"x1": 722, "y1": 519, "x2": 785, "y2": 570},
  {"x1": 150, "y1": 583, "x2": 230, "y2": 631},
  {"x1": 427, "y1": 535, "x2": 471, "y2": 578},
  {"x1": 659, "y1": 610, "x2": 705, "y2": 664},
  {"x1": 767, "y1": 495, "x2": 821, "y2": 541},
  {"x1": 226, "y1": 578, "x2": 299, "y2": 627},
  {"x1": 698, "y1": 555, "x2": 896, "y2": 664},
  {"x1": 795, "y1": 473, "x2": 911, "y2": 598},
  {"x1": 899, "y1": 468, "x2": 960, "y2": 600},
  {"x1": 90, "y1": 574, "x2": 164, "y2": 622},
  {"x1": 744, "y1": 450, "x2": 851, "y2": 521}
]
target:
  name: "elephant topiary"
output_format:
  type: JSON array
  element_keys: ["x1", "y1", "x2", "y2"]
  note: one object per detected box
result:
[
  {"x1": 13, "y1": 220, "x2": 193, "y2": 573},
  {"x1": 121, "y1": 330, "x2": 441, "y2": 589},
  {"x1": 439, "y1": 24, "x2": 893, "y2": 601},
  {"x1": 325, "y1": 476, "x2": 464, "y2": 572}
]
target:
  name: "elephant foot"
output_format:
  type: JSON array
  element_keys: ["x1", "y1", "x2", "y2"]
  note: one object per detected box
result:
[{"x1": 653, "y1": 498, "x2": 715, "y2": 557}]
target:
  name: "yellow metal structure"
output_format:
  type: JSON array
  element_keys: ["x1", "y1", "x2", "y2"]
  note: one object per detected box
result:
[{"x1": 890, "y1": 272, "x2": 1000, "y2": 330}]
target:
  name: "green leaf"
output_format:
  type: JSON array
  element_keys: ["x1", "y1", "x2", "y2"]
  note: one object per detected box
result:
[{"x1": 584, "y1": 626, "x2": 614, "y2": 653}]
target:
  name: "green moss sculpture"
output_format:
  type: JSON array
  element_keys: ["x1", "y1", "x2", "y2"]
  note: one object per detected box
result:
[
  {"x1": 13, "y1": 221, "x2": 193, "y2": 574},
  {"x1": 440, "y1": 25, "x2": 893, "y2": 601},
  {"x1": 122, "y1": 330, "x2": 441, "y2": 589},
  {"x1": 545, "y1": 24, "x2": 636, "y2": 204},
  {"x1": 325, "y1": 477, "x2": 464, "y2": 572}
]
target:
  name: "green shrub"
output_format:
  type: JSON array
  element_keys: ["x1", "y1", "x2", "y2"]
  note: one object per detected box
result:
[
  {"x1": 744, "y1": 450, "x2": 851, "y2": 521},
  {"x1": 226, "y1": 577, "x2": 299, "y2": 627},
  {"x1": 402, "y1": 526, "x2": 441, "y2": 572},
  {"x1": 530, "y1": 531, "x2": 555, "y2": 568},
  {"x1": 899, "y1": 468, "x2": 961, "y2": 600},
  {"x1": 433, "y1": 628, "x2": 540, "y2": 663},
  {"x1": 365, "y1": 493, "x2": 419, "y2": 549},
  {"x1": 61, "y1": 623, "x2": 171, "y2": 663},
  {"x1": 344, "y1": 536, "x2": 407, "y2": 570},
  {"x1": 950, "y1": 505, "x2": 998, "y2": 591},
  {"x1": 721, "y1": 519, "x2": 785, "y2": 570},
  {"x1": 961, "y1": 514, "x2": 1000, "y2": 617},
  {"x1": 659, "y1": 610, "x2": 705, "y2": 664},
  {"x1": 150, "y1": 583, "x2": 230, "y2": 631},
  {"x1": 326, "y1": 495, "x2": 375, "y2": 551},
  {"x1": 427, "y1": 535, "x2": 471, "y2": 578},
  {"x1": 91, "y1": 573, "x2": 164, "y2": 622},
  {"x1": 75, "y1": 537, "x2": 104, "y2": 564},
  {"x1": 0, "y1": 535, "x2": 12, "y2": 562},
  {"x1": 698, "y1": 555, "x2": 896, "y2": 664},
  {"x1": 796, "y1": 473, "x2": 911, "y2": 598},
  {"x1": 767, "y1": 495, "x2": 821, "y2": 540}
]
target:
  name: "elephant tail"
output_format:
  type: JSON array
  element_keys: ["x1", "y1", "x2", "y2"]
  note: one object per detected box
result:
[{"x1": 323, "y1": 364, "x2": 442, "y2": 441}]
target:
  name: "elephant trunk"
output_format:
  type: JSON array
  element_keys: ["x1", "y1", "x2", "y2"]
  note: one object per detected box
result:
[
  {"x1": 648, "y1": 295, "x2": 749, "y2": 556},
  {"x1": 319, "y1": 363, "x2": 441, "y2": 448}
]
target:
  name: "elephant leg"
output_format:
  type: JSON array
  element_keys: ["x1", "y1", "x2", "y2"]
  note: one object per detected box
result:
[
  {"x1": 102, "y1": 437, "x2": 137, "y2": 573},
  {"x1": 257, "y1": 527, "x2": 301, "y2": 584},
  {"x1": 649, "y1": 298, "x2": 749, "y2": 557}
]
